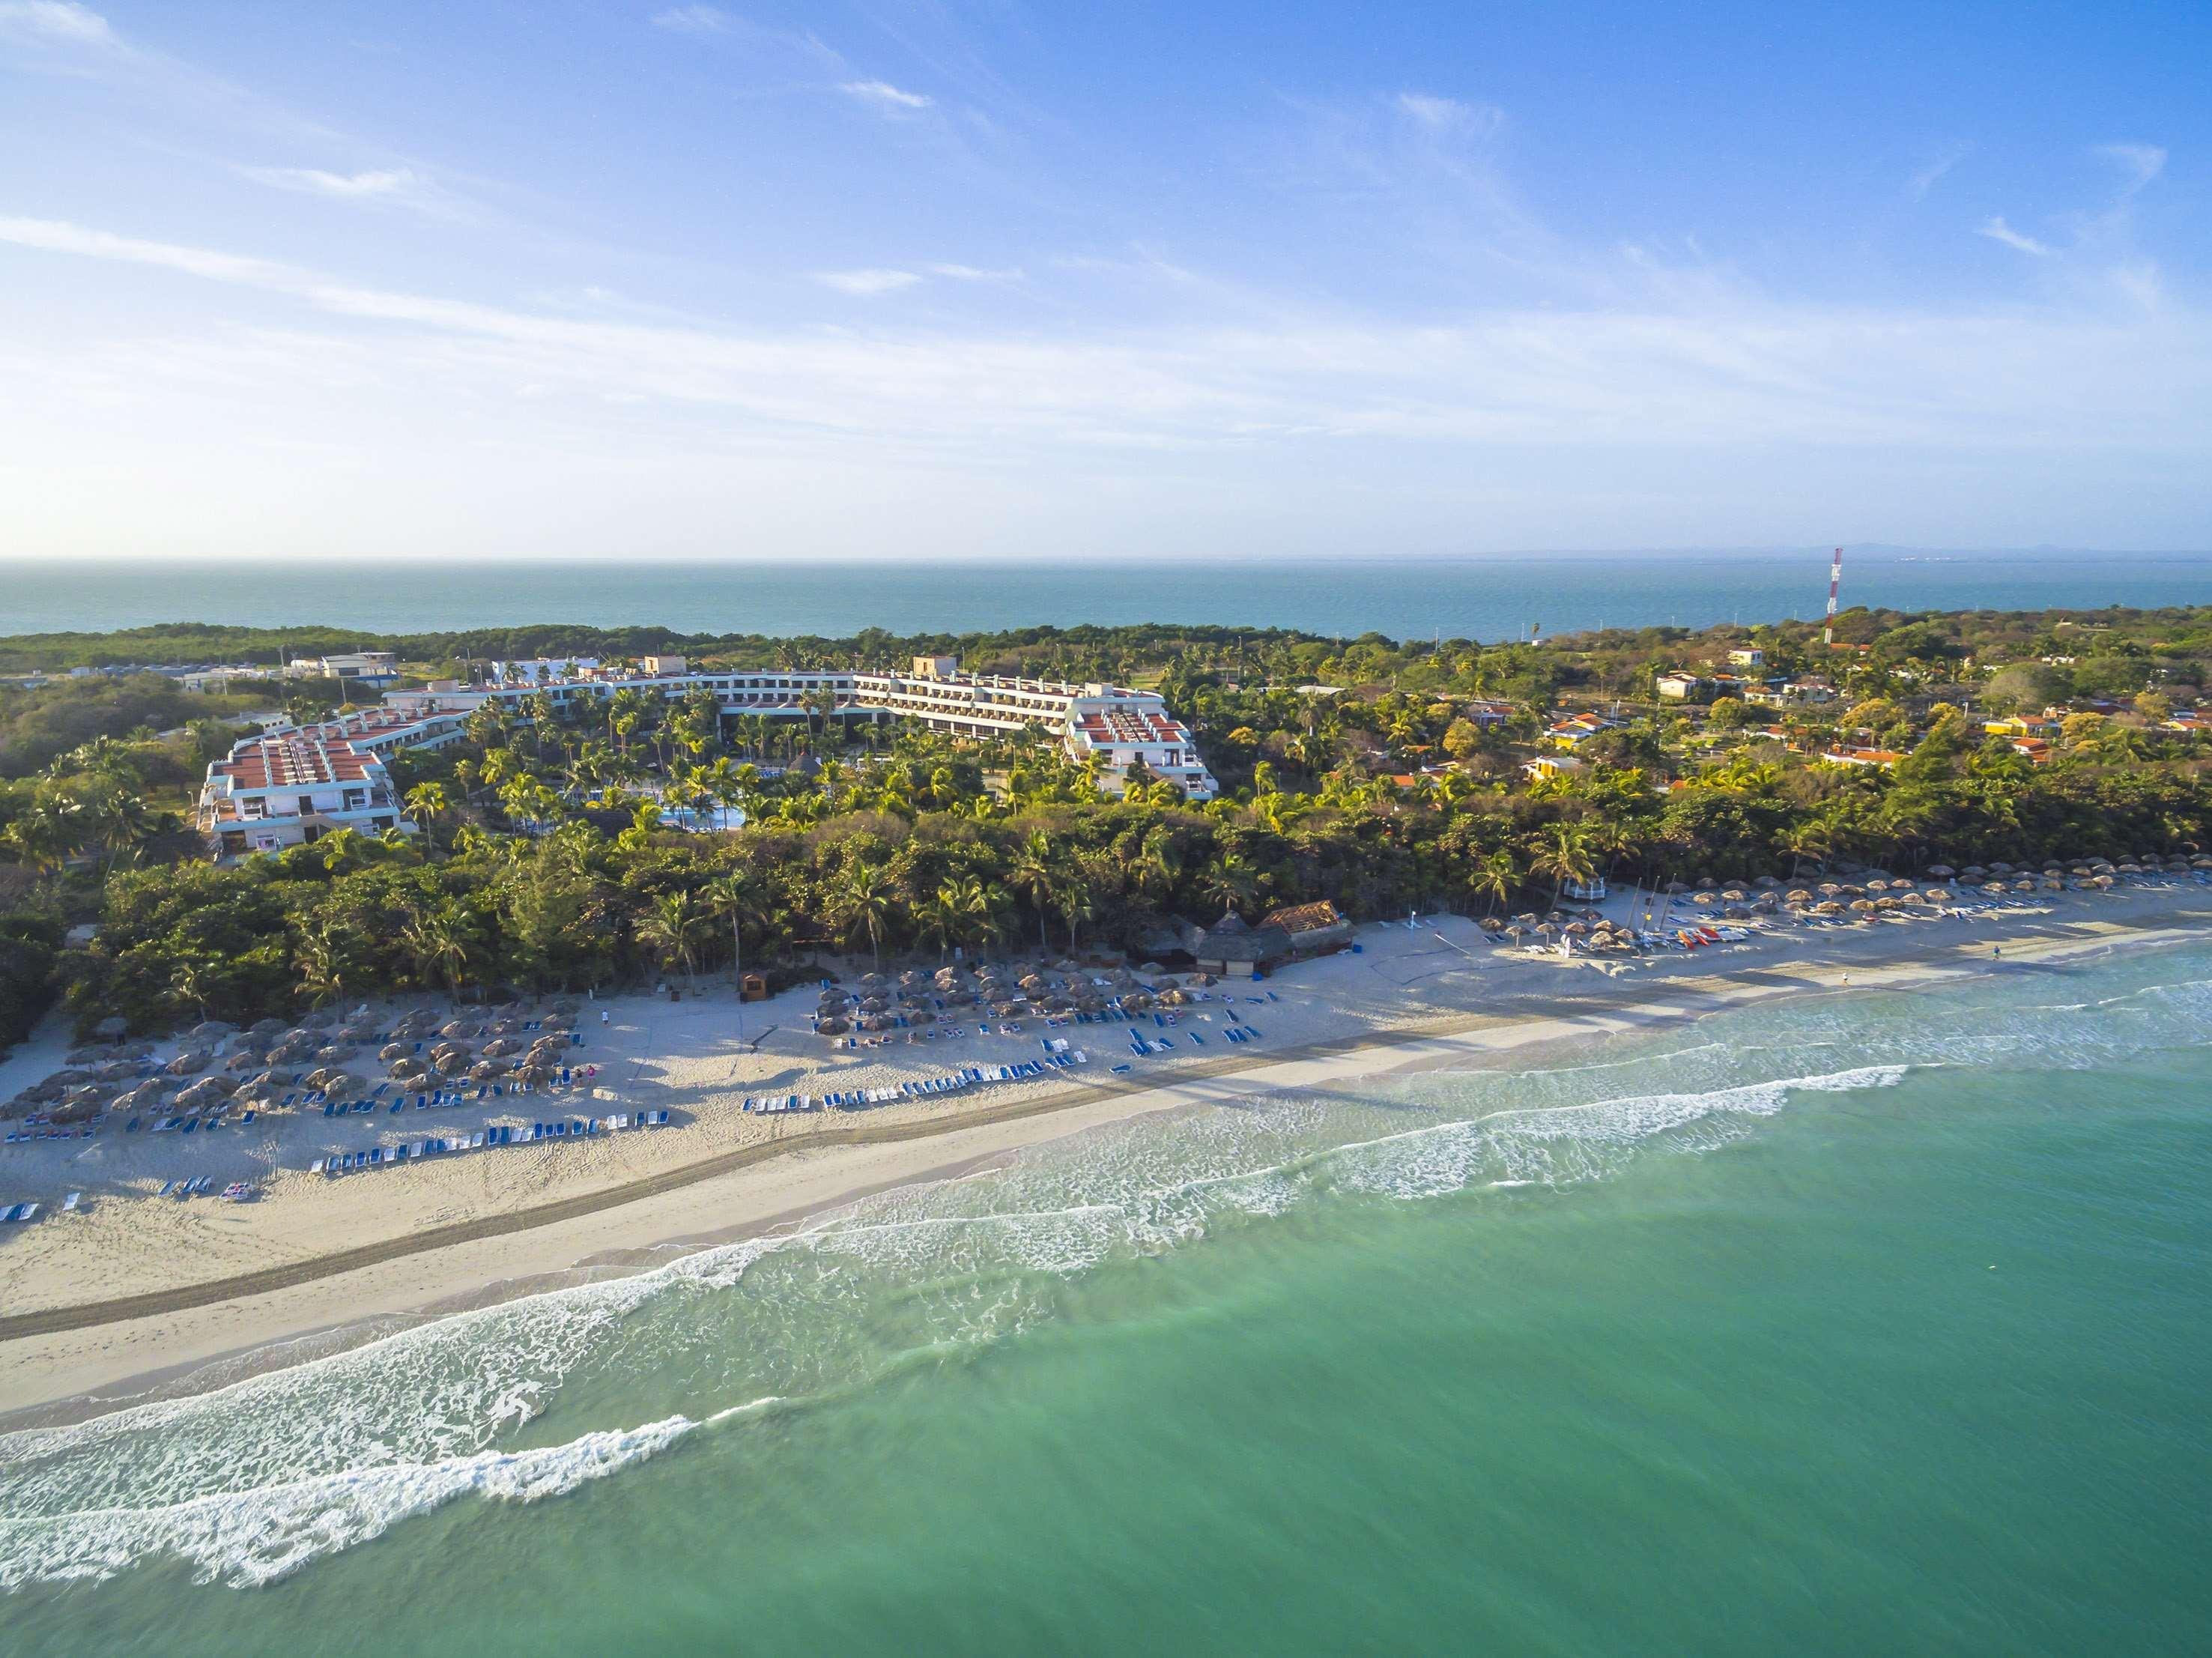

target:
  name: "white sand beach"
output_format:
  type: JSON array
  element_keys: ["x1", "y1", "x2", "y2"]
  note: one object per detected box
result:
[{"x1": 2, "y1": 877, "x2": 2208, "y2": 1418}]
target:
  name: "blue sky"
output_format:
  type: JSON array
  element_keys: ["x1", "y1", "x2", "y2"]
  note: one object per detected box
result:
[{"x1": 2, "y1": 0, "x2": 2207, "y2": 559}]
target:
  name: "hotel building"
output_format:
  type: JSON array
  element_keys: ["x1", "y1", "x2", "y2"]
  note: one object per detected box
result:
[
  {"x1": 200, "y1": 656, "x2": 1213, "y2": 858},
  {"x1": 384, "y1": 655, "x2": 1217, "y2": 796},
  {"x1": 196, "y1": 709, "x2": 467, "y2": 858}
]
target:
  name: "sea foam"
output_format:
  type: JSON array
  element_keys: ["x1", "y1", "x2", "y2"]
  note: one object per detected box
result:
[{"x1": 4, "y1": 952, "x2": 2205, "y2": 1592}]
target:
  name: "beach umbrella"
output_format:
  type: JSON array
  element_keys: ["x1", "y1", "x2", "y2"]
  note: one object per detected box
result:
[
  {"x1": 1721, "y1": 904, "x2": 1753, "y2": 919},
  {"x1": 314, "y1": 1044, "x2": 356, "y2": 1065},
  {"x1": 1721, "y1": 887, "x2": 1747, "y2": 901},
  {"x1": 189, "y1": 1020, "x2": 232, "y2": 1043},
  {"x1": 1785, "y1": 889, "x2": 1813, "y2": 904},
  {"x1": 1815, "y1": 901, "x2": 1846, "y2": 916},
  {"x1": 1501, "y1": 925, "x2": 1527, "y2": 942},
  {"x1": 1962, "y1": 865, "x2": 1987, "y2": 878},
  {"x1": 1691, "y1": 891, "x2": 1717, "y2": 905},
  {"x1": 222, "y1": 1050, "x2": 261, "y2": 1072},
  {"x1": 433, "y1": 1050, "x2": 470, "y2": 1075},
  {"x1": 1753, "y1": 875, "x2": 1781, "y2": 888},
  {"x1": 2040, "y1": 877, "x2": 2063, "y2": 890},
  {"x1": 166, "y1": 1050, "x2": 210, "y2": 1076},
  {"x1": 1534, "y1": 922, "x2": 1560, "y2": 938},
  {"x1": 1926, "y1": 865, "x2": 1954, "y2": 878},
  {"x1": 1875, "y1": 896, "x2": 1901, "y2": 910},
  {"x1": 1987, "y1": 862, "x2": 2013, "y2": 875},
  {"x1": 1849, "y1": 898, "x2": 1877, "y2": 913},
  {"x1": 1563, "y1": 921, "x2": 1590, "y2": 937},
  {"x1": 379, "y1": 1042, "x2": 410, "y2": 1061},
  {"x1": 1696, "y1": 877, "x2": 1717, "y2": 889},
  {"x1": 466, "y1": 1059, "x2": 503, "y2": 1082},
  {"x1": 479, "y1": 1036, "x2": 521, "y2": 1058},
  {"x1": 910, "y1": 1009, "x2": 936, "y2": 1025},
  {"x1": 1663, "y1": 883, "x2": 1688, "y2": 895}
]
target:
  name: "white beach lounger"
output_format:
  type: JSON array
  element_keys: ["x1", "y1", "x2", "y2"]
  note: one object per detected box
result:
[{"x1": 62, "y1": 1191, "x2": 81, "y2": 1213}]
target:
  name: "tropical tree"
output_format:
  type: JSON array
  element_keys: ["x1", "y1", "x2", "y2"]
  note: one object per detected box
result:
[
  {"x1": 1472, "y1": 847, "x2": 1520, "y2": 916},
  {"x1": 837, "y1": 864, "x2": 894, "y2": 969},
  {"x1": 404, "y1": 781, "x2": 450, "y2": 843},
  {"x1": 636, "y1": 889, "x2": 708, "y2": 985},
  {"x1": 1529, "y1": 823, "x2": 1596, "y2": 907},
  {"x1": 401, "y1": 903, "x2": 477, "y2": 1002}
]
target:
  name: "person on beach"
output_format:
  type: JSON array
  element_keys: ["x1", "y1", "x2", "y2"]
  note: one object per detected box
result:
[{"x1": 602, "y1": 1010, "x2": 610, "y2": 1026}]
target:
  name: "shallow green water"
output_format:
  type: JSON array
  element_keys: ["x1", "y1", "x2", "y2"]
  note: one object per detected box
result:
[{"x1": 5, "y1": 947, "x2": 2209, "y2": 1655}]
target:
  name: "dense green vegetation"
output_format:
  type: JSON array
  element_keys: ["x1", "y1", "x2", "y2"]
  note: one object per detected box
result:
[{"x1": 0, "y1": 604, "x2": 2205, "y2": 1047}]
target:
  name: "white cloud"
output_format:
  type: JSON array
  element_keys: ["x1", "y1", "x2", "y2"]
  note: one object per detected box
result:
[
  {"x1": 651, "y1": 6, "x2": 730, "y2": 35},
  {"x1": 1976, "y1": 217, "x2": 2054, "y2": 258},
  {"x1": 6, "y1": 214, "x2": 2205, "y2": 470},
  {"x1": 1906, "y1": 142, "x2": 1972, "y2": 200},
  {"x1": 242, "y1": 166, "x2": 419, "y2": 199},
  {"x1": 1395, "y1": 92, "x2": 1503, "y2": 137},
  {"x1": 840, "y1": 79, "x2": 933, "y2": 112},
  {"x1": 2095, "y1": 142, "x2": 2166, "y2": 195},
  {"x1": 929, "y1": 263, "x2": 1023, "y2": 282},
  {"x1": 815, "y1": 267, "x2": 923, "y2": 295},
  {"x1": 0, "y1": 1, "x2": 113, "y2": 46}
]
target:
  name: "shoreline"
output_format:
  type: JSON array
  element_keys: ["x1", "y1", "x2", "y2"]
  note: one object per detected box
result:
[{"x1": 2, "y1": 895, "x2": 2206, "y2": 1421}]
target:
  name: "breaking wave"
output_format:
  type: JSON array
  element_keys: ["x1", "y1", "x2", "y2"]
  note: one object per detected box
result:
[{"x1": 2, "y1": 945, "x2": 2205, "y2": 1591}]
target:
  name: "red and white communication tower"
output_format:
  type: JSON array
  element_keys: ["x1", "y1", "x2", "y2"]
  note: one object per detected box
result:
[{"x1": 1821, "y1": 546, "x2": 1843, "y2": 644}]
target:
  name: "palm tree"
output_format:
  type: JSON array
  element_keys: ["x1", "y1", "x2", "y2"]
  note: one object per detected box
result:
[
  {"x1": 1009, "y1": 830, "x2": 1058, "y2": 948},
  {"x1": 1777, "y1": 820, "x2": 1831, "y2": 879},
  {"x1": 404, "y1": 781, "x2": 449, "y2": 844},
  {"x1": 293, "y1": 920, "x2": 360, "y2": 1008},
  {"x1": 169, "y1": 954, "x2": 219, "y2": 1023},
  {"x1": 1200, "y1": 852, "x2": 1258, "y2": 919},
  {"x1": 2, "y1": 799, "x2": 78, "y2": 878},
  {"x1": 1472, "y1": 847, "x2": 1520, "y2": 916},
  {"x1": 637, "y1": 889, "x2": 708, "y2": 985},
  {"x1": 917, "y1": 884, "x2": 966, "y2": 961},
  {"x1": 837, "y1": 865, "x2": 894, "y2": 969},
  {"x1": 1055, "y1": 882, "x2": 1096, "y2": 950},
  {"x1": 401, "y1": 904, "x2": 476, "y2": 1002},
  {"x1": 1529, "y1": 823, "x2": 1596, "y2": 907},
  {"x1": 703, "y1": 872, "x2": 754, "y2": 994}
]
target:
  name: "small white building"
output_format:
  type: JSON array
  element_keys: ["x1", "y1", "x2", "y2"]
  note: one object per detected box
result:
[{"x1": 291, "y1": 651, "x2": 399, "y2": 692}]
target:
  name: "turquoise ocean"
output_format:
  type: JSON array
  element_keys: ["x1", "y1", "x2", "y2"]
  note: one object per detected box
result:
[
  {"x1": 3, "y1": 943, "x2": 2210, "y2": 1655},
  {"x1": 5, "y1": 550, "x2": 2210, "y2": 641}
]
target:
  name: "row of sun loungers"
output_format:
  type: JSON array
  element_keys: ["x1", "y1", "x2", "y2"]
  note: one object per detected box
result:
[
  {"x1": 1, "y1": 1201, "x2": 39, "y2": 1222},
  {"x1": 749, "y1": 1052, "x2": 1092, "y2": 1115},
  {"x1": 311, "y1": 1110, "x2": 669, "y2": 1176}
]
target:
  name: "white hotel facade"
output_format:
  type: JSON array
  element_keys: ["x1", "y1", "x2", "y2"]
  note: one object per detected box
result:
[{"x1": 200, "y1": 656, "x2": 1214, "y2": 858}]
